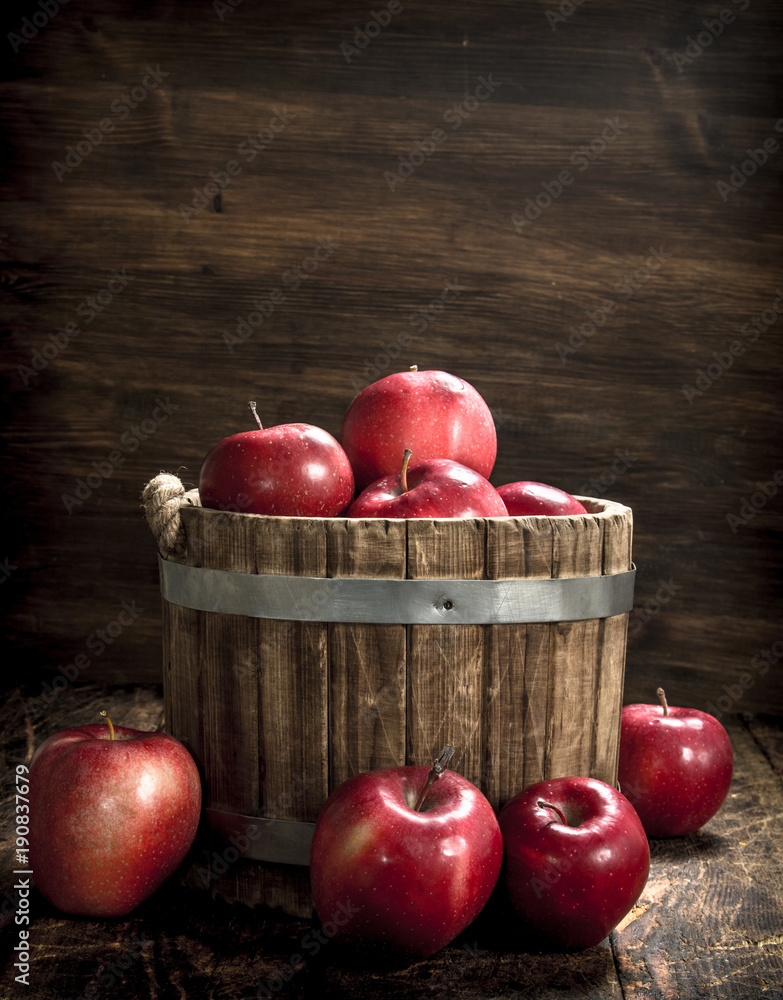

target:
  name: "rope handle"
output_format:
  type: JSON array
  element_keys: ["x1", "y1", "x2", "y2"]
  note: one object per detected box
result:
[{"x1": 141, "y1": 473, "x2": 201, "y2": 557}]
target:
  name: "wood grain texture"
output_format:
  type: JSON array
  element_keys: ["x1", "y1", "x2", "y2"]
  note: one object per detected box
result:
[
  {"x1": 406, "y1": 518, "x2": 487, "y2": 786},
  {"x1": 326, "y1": 517, "x2": 407, "y2": 786},
  {"x1": 1, "y1": 0, "x2": 781, "y2": 721},
  {"x1": 484, "y1": 518, "x2": 551, "y2": 805},
  {"x1": 593, "y1": 508, "x2": 634, "y2": 782},
  {"x1": 2, "y1": 684, "x2": 780, "y2": 999}
]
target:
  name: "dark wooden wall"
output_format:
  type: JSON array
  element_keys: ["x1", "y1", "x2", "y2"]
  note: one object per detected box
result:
[{"x1": 2, "y1": 0, "x2": 781, "y2": 714}]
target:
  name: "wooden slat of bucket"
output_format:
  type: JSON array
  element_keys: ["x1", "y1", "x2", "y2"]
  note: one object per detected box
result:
[
  {"x1": 327, "y1": 518, "x2": 407, "y2": 788},
  {"x1": 249, "y1": 516, "x2": 328, "y2": 915},
  {"x1": 406, "y1": 518, "x2": 486, "y2": 786},
  {"x1": 196, "y1": 509, "x2": 261, "y2": 816},
  {"x1": 251, "y1": 515, "x2": 329, "y2": 821},
  {"x1": 163, "y1": 508, "x2": 269, "y2": 911},
  {"x1": 162, "y1": 505, "x2": 210, "y2": 761},
  {"x1": 162, "y1": 604, "x2": 202, "y2": 757},
  {"x1": 544, "y1": 514, "x2": 604, "y2": 781},
  {"x1": 484, "y1": 516, "x2": 554, "y2": 807},
  {"x1": 593, "y1": 505, "x2": 634, "y2": 786}
]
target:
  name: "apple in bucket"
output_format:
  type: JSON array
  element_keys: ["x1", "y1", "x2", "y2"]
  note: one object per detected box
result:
[
  {"x1": 199, "y1": 402, "x2": 355, "y2": 516},
  {"x1": 341, "y1": 366, "x2": 498, "y2": 491},
  {"x1": 496, "y1": 481, "x2": 587, "y2": 516},
  {"x1": 347, "y1": 449, "x2": 508, "y2": 518}
]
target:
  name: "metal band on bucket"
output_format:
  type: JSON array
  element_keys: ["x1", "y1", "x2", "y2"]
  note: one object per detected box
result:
[
  {"x1": 158, "y1": 554, "x2": 635, "y2": 624},
  {"x1": 205, "y1": 809, "x2": 315, "y2": 866}
]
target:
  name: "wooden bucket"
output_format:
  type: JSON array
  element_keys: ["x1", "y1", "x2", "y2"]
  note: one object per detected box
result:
[{"x1": 143, "y1": 474, "x2": 634, "y2": 917}]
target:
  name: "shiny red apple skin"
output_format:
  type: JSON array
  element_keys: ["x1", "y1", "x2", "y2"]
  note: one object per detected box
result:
[
  {"x1": 618, "y1": 701, "x2": 733, "y2": 837},
  {"x1": 499, "y1": 777, "x2": 650, "y2": 951},
  {"x1": 346, "y1": 458, "x2": 508, "y2": 519},
  {"x1": 29, "y1": 723, "x2": 201, "y2": 917},
  {"x1": 309, "y1": 765, "x2": 503, "y2": 960},
  {"x1": 199, "y1": 422, "x2": 355, "y2": 516},
  {"x1": 341, "y1": 369, "x2": 497, "y2": 491},
  {"x1": 496, "y1": 481, "x2": 587, "y2": 516}
]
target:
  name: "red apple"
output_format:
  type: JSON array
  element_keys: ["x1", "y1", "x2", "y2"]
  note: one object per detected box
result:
[
  {"x1": 346, "y1": 449, "x2": 508, "y2": 519},
  {"x1": 496, "y1": 481, "x2": 587, "y2": 516},
  {"x1": 499, "y1": 777, "x2": 650, "y2": 951},
  {"x1": 618, "y1": 688, "x2": 733, "y2": 837},
  {"x1": 29, "y1": 713, "x2": 201, "y2": 917},
  {"x1": 199, "y1": 403, "x2": 355, "y2": 517},
  {"x1": 309, "y1": 748, "x2": 503, "y2": 960},
  {"x1": 341, "y1": 366, "x2": 497, "y2": 491}
]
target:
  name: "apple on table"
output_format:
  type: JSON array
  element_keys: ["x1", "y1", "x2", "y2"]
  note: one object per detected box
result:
[
  {"x1": 199, "y1": 402, "x2": 355, "y2": 516},
  {"x1": 341, "y1": 365, "x2": 498, "y2": 492},
  {"x1": 309, "y1": 747, "x2": 503, "y2": 960},
  {"x1": 498, "y1": 776, "x2": 650, "y2": 951},
  {"x1": 618, "y1": 687, "x2": 733, "y2": 837},
  {"x1": 346, "y1": 449, "x2": 508, "y2": 519},
  {"x1": 29, "y1": 712, "x2": 201, "y2": 917}
]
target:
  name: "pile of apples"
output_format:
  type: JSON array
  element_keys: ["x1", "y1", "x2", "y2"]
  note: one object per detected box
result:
[{"x1": 198, "y1": 366, "x2": 589, "y2": 519}]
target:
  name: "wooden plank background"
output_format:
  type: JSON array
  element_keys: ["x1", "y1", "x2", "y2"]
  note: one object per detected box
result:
[{"x1": 1, "y1": 0, "x2": 781, "y2": 714}]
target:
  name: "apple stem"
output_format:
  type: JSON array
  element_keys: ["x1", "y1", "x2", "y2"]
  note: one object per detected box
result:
[
  {"x1": 248, "y1": 401, "x2": 263, "y2": 430},
  {"x1": 414, "y1": 745, "x2": 455, "y2": 811},
  {"x1": 410, "y1": 365, "x2": 418, "y2": 372},
  {"x1": 400, "y1": 449, "x2": 413, "y2": 494},
  {"x1": 537, "y1": 800, "x2": 567, "y2": 825},
  {"x1": 657, "y1": 687, "x2": 669, "y2": 717},
  {"x1": 100, "y1": 710, "x2": 115, "y2": 741}
]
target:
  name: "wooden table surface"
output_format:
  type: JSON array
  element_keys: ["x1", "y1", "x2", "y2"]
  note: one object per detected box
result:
[{"x1": 1, "y1": 683, "x2": 781, "y2": 999}]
